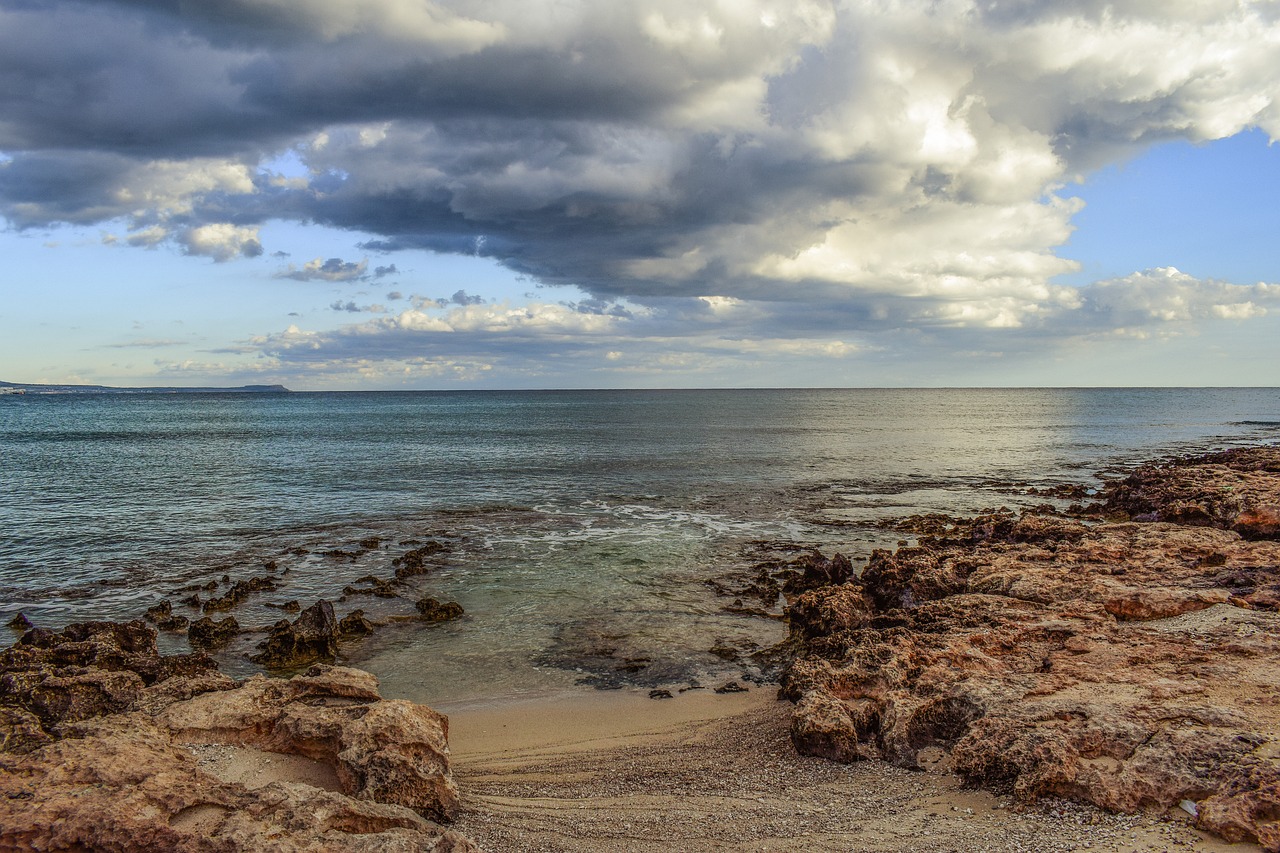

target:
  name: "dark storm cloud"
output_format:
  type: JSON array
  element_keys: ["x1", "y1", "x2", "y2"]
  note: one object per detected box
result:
[{"x1": 3, "y1": 0, "x2": 1280, "y2": 366}]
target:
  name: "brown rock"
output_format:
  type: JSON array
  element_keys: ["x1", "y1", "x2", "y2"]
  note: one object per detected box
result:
[
  {"x1": 790, "y1": 690, "x2": 881, "y2": 762},
  {"x1": 786, "y1": 585, "x2": 871, "y2": 640},
  {"x1": 250, "y1": 601, "x2": 338, "y2": 669},
  {"x1": 161, "y1": 665, "x2": 460, "y2": 822},
  {"x1": 0, "y1": 706, "x2": 476, "y2": 851},
  {"x1": 779, "y1": 551, "x2": 855, "y2": 597},
  {"x1": 416, "y1": 598, "x2": 464, "y2": 622},
  {"x1": 188, "y1": 616, "x2": 240, "y2": 650},
  {"x1": 1, "y1": 619, "x2": 221, "y2": 751},
  {"x1": 156, "y1": 613, "x2": 191, "y2": 632},
  {"x1": 343, "y1": 575, "x2": 400, "y2": 598},
  {"x1": 6, "y1": 613, "x2": 33, "y2": 632},
  {"x1": 393, "y1": 541, "x2": 449, "y2": 579},
  {"x1": 780, "y1": 448, "x2": 1280, "y2": 850},
  {"x1": 203, "y1": 576, "x2": 279, "y2": 613},
  {"x1": 0, "y1": 706, "x2": 53, "y2": 754},
  {"x1": 1101, "y1": 447, "x2": 1280, "y2": 538},
  {"x1": 266, "y1": 599, "x2": 303, "y2": 613},
  {"x1": 1103, "y1": 588, "x2": 1230, "y2": 620},
  {"x1": 338, "y1": 610, "x2": 376, "y2": 637},
  {"x1": 1234, "y1": 505, "x2": 1280, "y2": 540},
  {"x1": 143, "y1": 599, "x2": 174, "y2": 623}
]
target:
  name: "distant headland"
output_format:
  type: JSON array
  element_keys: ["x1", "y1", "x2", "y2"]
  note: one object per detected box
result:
[{"x1": 0, "y1": 380, "x2": 289, "y2": 395}]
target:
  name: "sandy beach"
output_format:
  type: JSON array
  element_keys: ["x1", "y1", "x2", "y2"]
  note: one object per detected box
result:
[{"x1": 441, "y1": 688, "x2": 1257, "y2": 852}]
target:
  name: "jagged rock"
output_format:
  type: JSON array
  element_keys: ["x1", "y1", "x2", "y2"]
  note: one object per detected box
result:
[
  {"x1": 781, "y1": 450, "x2": 1280, "y2": 851},
  {"x1": 780, "y1": 551, "x2": 855, "y2": 597},
  {"x1": 1, "y1": 620, "x2": 220, "y2": 750},
  {"x1": 415, "y1": 598, "x2": 464, "y2": 622},
  {"x1": 6, "y1": 613, "x2": 33, "y2": 632},
  {"x1": 338, "y1": 610, "x2": 376, "y2": 637},
  {"x1": 144, "y1": 599, "x2": 189, "y2": 631},
  {"x1": 203, "y1": 576, "x2": 279, "y2": 613},
  {"x1": 790, "y1": 690, "x2": 881, "y2": 762},
  {"x1": 343, "y1": 576, "x2": 400, "y2": 598},
  {"x1": 251, "y1": 601, "x2": 338, "y2": 669},
  {"x1": 188, "y1": 616, "x2": 240, "y2": 650},
  {"x1": 266, "y1": 600, "x2": 303, "y2": 613},
  {"x1": 1102, "y1": 447, "x2": 1280, "y2": 539},
  {"x1": 156, "y1": 613, "x2": 190, "y2": 632},
  {"x1": 144, "y1": 599, "x2": 173, "y2": 623},
  {"x1": 1, "y1": 617, "x2": 473, "y2": 848},
  {"x1": 786, "y1": 585, "x2": 871, "y2": 640},
  {"x1": 0, "y1": 706, "x2": 52, "y2": 754},
  {"x1": 393, "y1": 541, "x2": 449, "y2": 579}
]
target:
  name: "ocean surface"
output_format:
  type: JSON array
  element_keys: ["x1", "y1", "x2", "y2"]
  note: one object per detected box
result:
[{"x1": 2, "y1": 388, "x2": 1278, "y2": 708}]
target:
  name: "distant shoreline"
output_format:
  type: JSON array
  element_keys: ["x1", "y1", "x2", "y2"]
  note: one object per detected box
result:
[{"x1": 0, "y1": 380, "x2": 289, "y2": 395}]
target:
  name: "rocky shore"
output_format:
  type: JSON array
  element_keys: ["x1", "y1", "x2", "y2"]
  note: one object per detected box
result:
[
  {"x1": 2, "y1": 445, "x2": 1278, "y2": 851},
  {"x1": 778, "y1": 446, "x2": 1280, "y2": 851},
  {"x1": 0, "y1": 620, "x2": 477, "y2": 850}
]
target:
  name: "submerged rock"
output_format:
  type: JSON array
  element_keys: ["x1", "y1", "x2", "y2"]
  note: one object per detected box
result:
[
  {"x1": 338, "y1": 609, "x2": 377, "y2": 637},
  {"x1": 266, "y1": 599, "x2": 302, "y2": 613},
  {"x1": 251, "y1": 601, "x2": 339, "y2": 669},
  {"x1": 343, "y1": 575, "x2": 400, "y2": 599},
  {"x1": 393, "y1": 541, "x2": 449, "y2": 579},
  {"x1": 416, "y1": 598, "x2": 464, "y2": 622},
  {"x1": 5, "y1": 613, "x2": 32, "y2": 632},
  {"x1": 202, "y1": 576, "x2": 279, "y2": 613}
]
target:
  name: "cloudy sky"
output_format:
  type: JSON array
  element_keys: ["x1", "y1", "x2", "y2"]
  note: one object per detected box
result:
[{"x1": 2, "y1": 0, "x2": 1279, "y2": 389}]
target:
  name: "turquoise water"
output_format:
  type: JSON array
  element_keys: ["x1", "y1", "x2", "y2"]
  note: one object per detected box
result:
[{"x1": 2, "y1": 388, "x2": 1278, "y2": 705}]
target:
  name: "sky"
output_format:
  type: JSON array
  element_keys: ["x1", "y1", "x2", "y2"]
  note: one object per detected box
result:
[{"x1": 2, "y1": 0, "x2": 1279, "y2": 390}]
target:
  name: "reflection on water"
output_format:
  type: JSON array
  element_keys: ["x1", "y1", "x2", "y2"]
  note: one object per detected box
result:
[{"x1": 2, "y1": 388, "x2": 1277, "y2": 703}]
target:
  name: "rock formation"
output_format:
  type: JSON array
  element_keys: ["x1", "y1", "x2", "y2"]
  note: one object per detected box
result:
[
  {"x1": 188, "y1": 616, "x2": 240, "y2": 650},
  {"x1": 416, "y1": 598, "x2": 464, "y2": 622},
  {"x1": 0, "y1": 618, "x2": 473, "y2": 850},
  {"x1": 780, "y1": 447, "x2": 1280, "y2": 851},
  {"x1": 1101, "y1": 446, "x2": 1280, "y2": 538},
  {"x1": 251, "y1": 600, "x2": 340, "y2": 669}
]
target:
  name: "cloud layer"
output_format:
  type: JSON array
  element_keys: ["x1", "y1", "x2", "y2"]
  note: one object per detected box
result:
[{"x1": 3, "y1": 0, "x2": 1279, "y2": 382}]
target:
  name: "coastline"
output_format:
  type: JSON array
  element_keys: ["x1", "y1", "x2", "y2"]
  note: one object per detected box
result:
[{"x1": 3, "y1": 442, "x2": 1279, "y2": 850}]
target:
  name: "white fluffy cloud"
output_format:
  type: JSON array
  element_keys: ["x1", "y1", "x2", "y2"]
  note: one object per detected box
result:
[
  {"x1": 3, "y1": 0, "x2": 1280, "y2": 382},
  {"x1": 178, "y1": 223, "x2": 264, "y2": 261}
]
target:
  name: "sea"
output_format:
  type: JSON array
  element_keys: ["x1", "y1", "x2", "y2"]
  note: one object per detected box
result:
[{"x1": 2, "y1": 388, "x2": 1278, "y2": 709}]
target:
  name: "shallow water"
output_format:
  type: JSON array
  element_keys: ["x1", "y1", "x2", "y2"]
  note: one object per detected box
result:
[{"x1": 2, "y1": 388, "x2": 1277, "y2": 704}]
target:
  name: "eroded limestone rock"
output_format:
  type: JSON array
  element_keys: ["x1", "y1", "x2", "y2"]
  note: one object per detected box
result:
[
  {"x1": 782, "y1": 455, "x2": 1280, "y2": 851},
  {"x1": 0, "y1": 707, "x2": 474, "y2": 851},
  {"x1": 251, "y1": 601, "x2": 339, "y2": 669},
  {"x1": 0, "y1": 619, "x2": 219, "y2": 750}
]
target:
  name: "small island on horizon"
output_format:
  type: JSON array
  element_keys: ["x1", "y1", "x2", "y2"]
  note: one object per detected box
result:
[{"x1": 0, "y1": 380, "x2": 290, "y2": 395}]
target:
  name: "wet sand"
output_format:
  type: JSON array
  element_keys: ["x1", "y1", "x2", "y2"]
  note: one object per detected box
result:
[{"x1": 441, "y1": 688, "x2": 1258, "y2": 853}]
